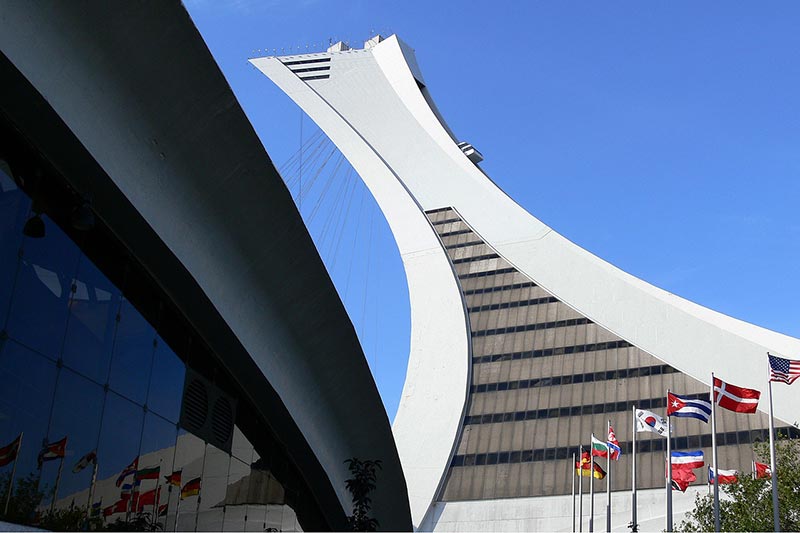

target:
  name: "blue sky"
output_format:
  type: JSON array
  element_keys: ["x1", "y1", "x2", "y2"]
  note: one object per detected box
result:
[{"x1": 185, "y1": 1, "x2": 800, "y2": 421}]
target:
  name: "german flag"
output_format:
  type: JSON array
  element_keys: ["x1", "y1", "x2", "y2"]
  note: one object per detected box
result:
[
  {"x1": 164, "y1": 470, "x2": 182, "y2": 487},
  {"x1": 180, "y1": 477, "x2": 201, "y2": 499}
]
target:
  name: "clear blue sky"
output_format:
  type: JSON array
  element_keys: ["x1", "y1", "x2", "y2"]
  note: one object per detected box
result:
[{"x1": 185, "y1": 1, "x2": 800, "y2": 421}]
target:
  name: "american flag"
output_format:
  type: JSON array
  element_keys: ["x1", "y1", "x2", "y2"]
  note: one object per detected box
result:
[{"x1": 768, "y1": 353, "x2": 800, "y2": 385}]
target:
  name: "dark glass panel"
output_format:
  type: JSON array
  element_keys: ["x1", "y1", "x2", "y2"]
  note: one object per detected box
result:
[
  {"x1": 0, "y1": 169, "x2": 30, "y2": 328},
  {"x1": 108, "y1": 299, "x2": 155, "y2": 405},
  {"x1": 173, "y1": 429, "x2": 206, "y2": 531},
  {"x1": 96, "y1": 391, "x2": 144, "y2": 487},
  {"x1": 6, "y1": 214, "x2": 81, "y2": 359},
  {"x1": 0, "y1": 340, "x2": 58, "y2": 513},
  {"x1": 146, "y1": 336, "x2": 186, "y2": 424},
  {"x1": 60, "y1": 254, "x2": 121, "y2": 384},
  {"x1": 44, "y1": 367, "x2": 105, "y2": 510},
  {"x1": 196, "y1": 443, "x2": 229, "y2": 531}
]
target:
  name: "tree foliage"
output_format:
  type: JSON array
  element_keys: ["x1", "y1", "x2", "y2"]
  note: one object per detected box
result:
[
  {"x1": 344, "y1": 457, "x2": 382, "y2": 532},
  {"x1": 679, "y1": 435, "x2": 800, "y2": 532}
]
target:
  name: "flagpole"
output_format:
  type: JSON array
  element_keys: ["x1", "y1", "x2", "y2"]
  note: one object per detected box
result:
[
  {"x1": 711, "y1": 372, "x2": 720, "y2": 532},
  {"x1": 50, "y1": 453, "x2": 65, "y2": 513},
  {"x1": 3, "y1": 432, "x2": 22, "y2": 517},
  {"x1": 579, "y1": 445, "x2": 584, "y2": 533},
  {"x1": 666, "y1": 389, "x2": 673, "y2": 532},
  {"x1": 590, "y1": 449, "x2": 595, "y2": 533},
  {"x1": 631, "y1": 406, "x2": 637, "y2": 532},
  {"x1": 606, "y1": 419, "x2": 612, "y2": 533},
  {"x1": 768, "y1": 378, "x2": 780, "y2": 532},
  {"x1": 174, "y1": 486, "x2": 181, "y2": 533},
  {"x1": 572, "y1": 452, "x2": 577, "y2": 533},
  {"x1": 86, "y1": 459, "x2": 98, "y2": 518}
]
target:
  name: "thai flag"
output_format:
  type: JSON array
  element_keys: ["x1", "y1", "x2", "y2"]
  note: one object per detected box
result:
[
  {"x1": 116, "y1": 457, "x2": 139, "y2": 487},
  {"x1": 671, "y1": 450, "x2": 704, "y2": 470},
  {"x1": 667, "y1": 392, "x2": 711, "y2": 423},
  {"x1": 709, "y1": 466, "x2": 738, "y2": 484}
]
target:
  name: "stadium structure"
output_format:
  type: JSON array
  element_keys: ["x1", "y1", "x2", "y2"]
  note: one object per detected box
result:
[{"x1": 252, "y1": 34, "x2": 800, "y2": 531}]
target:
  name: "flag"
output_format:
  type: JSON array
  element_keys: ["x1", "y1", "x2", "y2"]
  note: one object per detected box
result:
[
  {"x1": 709, "y1": 467, "x2": 738, "y2": 485},
  {"x1": 671, "y1": 450, "x2": 705, "y2": 470},
  {"x1": 670, "y1": 450, "x2": 704, "y2": 491},
  {"x1": 110, "y1": 498, "x2": 128, "y2": 514},
  {"x1": 754, "y1": 461, "x2": 771, "y2": 479},
  {"x1": 102, "y1": 505, "x2": 114, "y2": 517},
  {"x1": 0, "y1": 434, "x2": 22, "y2": 468},
  {"x1": 158, "y1": 503, "x2": 168, "y2": 517},
  {"x1": 164, "y1": 470, "x2": 182, "y2": 487},
  {"x1": 121, "y1": 479, "x2": 141, "y2": 492},
  {"x1": 635, "y1": 409, "x2": 668, "y2": 436},
  {"x1": 671, "y1": 466, "x2": 697, "y2": 492},
  {"x1": 575, "y1": 458, "x2": 606, "y2": 479},
  {"x1": 37, "y1": 436, "x2": 67, "y2": 468},
  {"x1": 72, "y1": 450, "x2": 97, "y2": 473},
  {"x1": 713, "y1": 377, "x2": 760, "y2": 413},
  {"x1": 590, "y1": 434, "x2": 608, "y2": 458},
  {"x1": 116, "y1": 457, "x2": 139, "y2": 487},
  {"x1": 180, "y1": 477, "x2": 201, "y2": 499},
  {"x1": 136, "y1": 487, "x2": 160, "y2": 510},
  {"x1": 667, "y1": 392, "x2": 711, "y2": 423},
  {"x1": 91, "y1": 500, "x2": 102, "y2": 517},
  {"x1": 768, "y1": 354, "x2": 800, "y2": 385},
  {"x1": 135, "y1": 465, "x2": 160, "y2": 481},
  {"x1": 607, "y1": 425, "x2": 621, "y2": 460}
]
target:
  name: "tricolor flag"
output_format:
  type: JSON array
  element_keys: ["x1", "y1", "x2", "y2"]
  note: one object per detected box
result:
[
  {"x1": 165, "y1": 470, "x2": 182, "y2": 487},
  {"x1": 121, "y1": 480, "x2": 141, "y2": 492},
  {"x1": 713, "y1": 377, "x2": 760, "y2": 414},
  {"x1": 180, "y1": 477, "x2": 201, "y2": 499},
  {"x1": 607, "y1": 425, "x2": 621, "y2": 460},
  {"x1": 753, "y1": 461, "x2": 771, "y2": 479},
  {"x1": 667, "y1": 392, "x2": 711, "y2": 423},
  {"x1": 135, "y1": 465, "x2": 160, "y2": 481},
  {"x1": 575, "y1": 452, "x2": 606, "y2": 479},
  {"x1": 72, "y1": 450, "x2": 97, "y2": 473},
  {"x1": 635, "y1": 409, "x2": 668, "y2": 436},
  {"x1": 0, "y1": 434, "x2": 22, "y2": 468},
  {"x1": 590, "y1": 434, "x2": 609, "y2": 458},
  {"x1": 768, "y1": 354, "x2": 800, "y2": 385},
  {"x1": 116, "y1": 457, "x2": 139, "y2": 487},
  {"x1": 671, "y1": 450, "x2": 704, "y2": 470},
  {"x1": 136, "y1": 487, "x2": 160, "y2": 510},
  {"x1": 670, "y1": 450, "x2": 704, "y2": 492},
  {"x1": 709, "y1": 466, "x2": 738, "y2": 485},
  {"x1": 37, "y1": 436, "x2": 67, "y2": 468}
]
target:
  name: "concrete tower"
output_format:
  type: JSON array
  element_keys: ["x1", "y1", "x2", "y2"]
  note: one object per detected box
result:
[{"x1": 251, "y1": 35, "x2": 800, "y2": 531}]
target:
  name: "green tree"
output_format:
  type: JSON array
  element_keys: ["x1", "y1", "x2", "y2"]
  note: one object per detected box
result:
[
  {"x1": 0, "y1": 471, "x2": 44, "y2": 525},
  {"x1": 679, "y1": 435, "x2": 800, "y2": 532},
  {"x1": 344, "y1": 458, "x2": 382, "y2": 532}
]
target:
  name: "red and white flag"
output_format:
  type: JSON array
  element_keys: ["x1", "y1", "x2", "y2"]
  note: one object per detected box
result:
[
  {"x1": 37, "y1": 436, "x2": 67, "y2": 468},
  {"x1": 709, "y1": 466, "x2": 738, "y2": 485},
  {"x1": 607, "y1": 425, "x2": 621, "y2": 460},
  {"x1": 753, "y1": 461, "x2": 771, "y2": 479},
  {"x1": 713, "y1": 377, "x2": 760, "y2": 414},
  {"x1": 0, "y1": 434, "x2": 22, "y2": 468}
]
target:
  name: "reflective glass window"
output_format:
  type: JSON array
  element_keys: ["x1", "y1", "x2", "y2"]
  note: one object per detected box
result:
[
  {"x1": 146, "y1": 336, "x2": 185, "y2": 424},
  {"x1": 0, "y1": 166, "x2": 29, "y2": 328},
  {"x1": 108, "y1": 299, "x2": 156, "y2": 405},
  {"x1": 6, "y1": 214, "x2": 81, "y2": 360}
]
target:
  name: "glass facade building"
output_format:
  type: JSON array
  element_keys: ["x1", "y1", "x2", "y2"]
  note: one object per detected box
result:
[{"x1": 0, "y1": 159, "x2": 309, "y2": 531}]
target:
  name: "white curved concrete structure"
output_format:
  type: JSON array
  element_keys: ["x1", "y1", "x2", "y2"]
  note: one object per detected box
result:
[{"x1": 252, "y1": 34, "x2": 800, "y2": 531}]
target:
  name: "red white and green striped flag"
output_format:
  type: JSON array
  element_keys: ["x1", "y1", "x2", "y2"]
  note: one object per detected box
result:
[
  {"x1": 135, "y1": 465, "x2": 160, "y2": 481},
  {"x1": 591, "y1": 434, "x2": 609, "y2": 458}
]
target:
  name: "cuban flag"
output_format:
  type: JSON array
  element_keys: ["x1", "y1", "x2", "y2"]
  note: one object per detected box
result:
[
  {"x1": 709, "y1": 466, "x2": 738, "y2": 484},
  {"x1": 667, "y1": 392, "x2": 711, "y2": 423}
]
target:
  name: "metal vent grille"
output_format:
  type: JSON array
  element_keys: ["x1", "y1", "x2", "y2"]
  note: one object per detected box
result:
[
  {"x1": 211, "y1": 397, "x2": 234, "y2": 446},
  {"x1": 179, "y1": 368, "x2": 236, "y2": 453},
  {"x1": 183, "y1": 378, "x2": 208, "y2": 431}
]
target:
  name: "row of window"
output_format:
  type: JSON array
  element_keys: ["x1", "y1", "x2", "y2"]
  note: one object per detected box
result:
[
  {"x1": 452, "y1": 253, "x2": 500, "y2": 265},
  {"x1": 431, "y1": 217, "x2": 463, "y2": 226},
  {"x1": 462, "y1": 393, "x2": 708, "y2": 426},
  {"x1": 472, "y1": 339, "x2": 633, "y2": 364},
  {"x1": 468, "y1": 296, "x2": 559, "y2": 313},
  {"x1": 458, "y1": 267, "x2": 516, "y2": 280},
  {"x1": 439, "y1": 228, "x2": 475, "y2": 239},
  {"x1": 445, "y1": 240, "x2": 485, "y2": 250},
  {"x1": 290, "y1": 65, "x2": 331, "y2": 74},
  {"x1": 282, "y1": 57, "x2": 331, "y2": 66},
  {"x1": 471, "y1": 364, "x2": 679, "y2": 394},
  {"x1": 299, "y1": 75, "x2": 330, "y2": 81},
  {"x1": 471, "y1": 317, "x2": 593, "y2": 337},
  {"x1": 448, "y1": 427, "x2": 797, "y2": 468},
  {"x1": 463, "y1": 281, "x2": 537, "y2": 296},
  {"x1": 425, "y1": 206, "x2": 454, "y2": 215}
]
